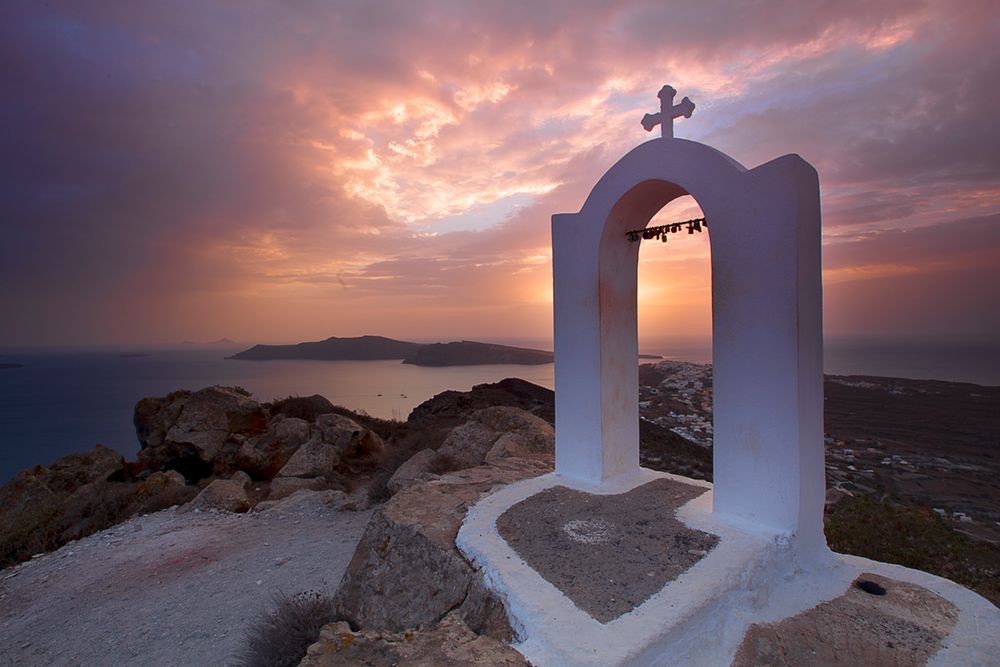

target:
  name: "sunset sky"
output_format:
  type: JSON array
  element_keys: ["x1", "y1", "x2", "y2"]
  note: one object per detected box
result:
[{"x1": 2, "y1": 0, "x2": 999, "y2": 347}]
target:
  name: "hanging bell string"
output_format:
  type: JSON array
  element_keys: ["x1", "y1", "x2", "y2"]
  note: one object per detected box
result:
[{"x1": 625, "y1": 216, "x2": 707, "y2": 243}]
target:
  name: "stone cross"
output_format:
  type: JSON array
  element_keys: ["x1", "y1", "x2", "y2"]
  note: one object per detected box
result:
[{"x1": 641, "y1": 85, "x2": 695, "y2": 138}]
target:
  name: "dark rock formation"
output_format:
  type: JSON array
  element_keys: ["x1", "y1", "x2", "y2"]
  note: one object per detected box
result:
[
  {"x1": 408, "y1": 377, "x2": 555, "y2": 425},
  {"x1": 0, "y1": 445, "x2": 195, "y2": 567},
  {"x1": 134, "y1": 386, "x2": 266, "y2": 479}
]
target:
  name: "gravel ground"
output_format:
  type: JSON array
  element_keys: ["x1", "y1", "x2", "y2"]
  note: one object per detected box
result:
[{"x1": 0, "y1": 495, "x2": 373, "y2": 667}]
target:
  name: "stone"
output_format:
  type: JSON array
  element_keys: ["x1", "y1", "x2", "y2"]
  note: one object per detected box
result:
[
  {"x1": 478, "y1": 407, "x2": 554, "y2": 464},
  {"x1": 301, "y1": 612, "x2": 529, "y2": 667},
  {"x1": 267, "y1": 476, "x2": 326, "y2": 500},
  {"x1": 386, "y1": 448, "x2": 439, "y2": 496},
  {"x1": 315, "y1": 413, "x2": 384, "y2": 459},
  {"x1": 229, "y1": 470, "x2": 251, "y2": 489},
  {"x1": 135, "y1": 386, "x2": 267, "y2": 478},
  {"x1": 253, "y1": 489, "x2": 351, "y2": 514},
  {"x1": 268, "y1": 394, "x2": 337, "y2": 422},
  {"x1": 133, "y1": 390, "x2": 190, "y2": 450},
  {"x1": 276, "y1": 437, "x2": 340, "y2": 479},
  {"x1": 233, "y1": 415, "x2": 312, "y2": 479},
  {"x1": 178, "y1": 479, "x2": 250, "y2": 514},
  {"x1": 732, "y1": 573, "x2": 959, "y2": 667},
  {"x1": 437, "y1": 421, "x2": 495, "y2": 469},
  {"x1": 438, "y1": 407, "x2": 554, "y2": 469},
  {"x1": 333, "y1": 457, "x2": 549, "y2": 635},
  {"x1": 164, "y1": 386, "x2": 266, "y2": 461},
  {"x1": 136, "y1": 470, "x2": 187, "y2": 498}
]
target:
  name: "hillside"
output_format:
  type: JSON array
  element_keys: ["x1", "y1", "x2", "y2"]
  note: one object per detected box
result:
[
  {"x1": 401, "y1": 340, "x2": 553, "y2": 366},
  {"x1": 229, "y1": 335, "x2": 422, "y2": 361},
  {"x1": 229, "y1": 335, "x2": 555, "y2": 366}
]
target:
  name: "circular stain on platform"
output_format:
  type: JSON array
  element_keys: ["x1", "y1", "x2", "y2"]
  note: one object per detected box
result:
[
  {"x1": 562, "y1": 518, "x2": 616, "y2": 544},
  {"x1": 496, "y1": 478, "x2": 717, "y2": 623}
]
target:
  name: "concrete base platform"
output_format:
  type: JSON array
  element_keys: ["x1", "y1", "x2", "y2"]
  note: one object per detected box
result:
[{"x1": 456, "y1": 468, "x2": 1000, "y2": 666}]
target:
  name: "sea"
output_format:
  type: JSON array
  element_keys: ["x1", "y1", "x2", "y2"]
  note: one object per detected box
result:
[{"x1": 1, "y1": 336, "x2": 997, "y2": 483}]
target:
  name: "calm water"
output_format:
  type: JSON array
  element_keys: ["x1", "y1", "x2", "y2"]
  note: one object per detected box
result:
[{"x1": 1, "y1": 337, "x2": 997, "y2": 482}]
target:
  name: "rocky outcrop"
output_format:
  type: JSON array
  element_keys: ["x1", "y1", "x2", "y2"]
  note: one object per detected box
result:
[
  {"x1": 0, "y1": 446, "x2": 194, "y2": 567},
  {"x1": 135, "y1": 386, "x2": 267, "y2": 479},
  {"x1": 439, "y1": 406, "x2": 554, "y2": 468},
  {"x1": 179, "y1": 479, "x2": 250, "y2": 514},
  {"x1": 386, "y1": 448, "x2": 439, "y2": 495},
  {"x1": 332, "y1": 457, "x2": 550, "y2": 636},
  {"x1": 301, "y1": 611, "x2": 530, "y2": 666},
  {"x1": 407, "y1": 377, "x2": 555, "y2": 425},
  {"x1": 0, "y1": 445, "x2": 123, "y2": 528},
  {"x1": 233, "y1": 415, "x2": 311, "y2": 479}
]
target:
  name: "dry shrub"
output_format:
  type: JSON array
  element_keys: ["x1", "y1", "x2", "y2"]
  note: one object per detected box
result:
[{"x1": 235, "y1": 590, "x2": 335, "y2": 667}]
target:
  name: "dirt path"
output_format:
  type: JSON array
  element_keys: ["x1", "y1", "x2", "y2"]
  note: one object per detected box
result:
[{"x1": 0, "y1": 494, "x2": 373, "y2": 667}]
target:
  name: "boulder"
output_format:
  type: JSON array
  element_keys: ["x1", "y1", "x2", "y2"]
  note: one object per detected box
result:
[
  {"x1": 136, "y1": 470, "x2": 187, "y2": 499},
  {"x1": 407, "y1": 378, "x2": 555, "y2": 424},
  {"x1": 135, "y1": 386, "x2": 267, "y2": 478},
  {"x1": 276, "y1": 437, "x2": 340, "y2": 479},
  {"x1": 333, "y1": 457, "x2": 551, "y2": 636},
  {"x1": 267, "y1": 394, "x2": 337, "y2": 422},
  {"x1": 230, "y1": 470, "x2": 252, "y2": 489},
  {"x1": 233, "y1": 415, "x2": 312, "y2": 479},
  {"x1": 178, "y1": 479, "x2": 250, "y2": 514},
  {"x1": 267, "y1": 476, "x2": 327, "y2": 500},
  {"x1": 134, "y1": 390, "x2": 190, "y2": 450},
  {"x1": 253, "y1": 489, "x2": 352, "y2": 514},
  {"x1": 438, "y1": 407, "x2": 554, "y2": 469},
  {"x1": 437, "y1": 421, "x2": 496, "y2": 469},
  {"x1": 302, "y1": 611, "x2": 529, "y2": 667},
  {"x1": 315, "y1": 413, "x2": 384, "y2": 460},
  {"x1": 164, "y1": 386, "x2": 266, "y2": 461},
  {"x1": 386, "y1": 448, "x2": 440, "y2": 496}
]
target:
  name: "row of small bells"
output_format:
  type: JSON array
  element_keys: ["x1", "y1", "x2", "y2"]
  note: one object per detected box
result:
[{"x1": 626, "y1": 218, "x2": 707, "y2": 243}]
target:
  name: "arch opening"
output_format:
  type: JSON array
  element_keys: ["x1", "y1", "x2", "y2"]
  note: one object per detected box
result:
[
  {"x1": 595, "y1": 182, "x2": 713, "y2": 483},
  {"x1": 636, "y1": 196, "x2": 713, "y2": 472}
]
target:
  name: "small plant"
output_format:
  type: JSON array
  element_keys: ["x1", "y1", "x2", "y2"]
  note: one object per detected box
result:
[{"x1": 235, "y1": 590, "x2": 336, "y2": 667}]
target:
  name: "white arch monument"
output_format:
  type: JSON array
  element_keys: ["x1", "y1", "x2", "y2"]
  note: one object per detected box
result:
[{"x1": 552, "y1": 85, "x2": 825, "y2": 551}]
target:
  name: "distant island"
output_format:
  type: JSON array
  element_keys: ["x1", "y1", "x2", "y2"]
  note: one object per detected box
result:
[
  {"x1": 230, "y1": 335, "x2": 422, "y2": 361},
  {"x1": 0, "y1": 363, "x2": 24, "y2": 370},
  {"x1": 402, "y1": 340, "x2": 553, "y2": 366},
  {"x1": 229, "y1": 335, "x2": 554, "y2": 366},
  {"x1": 182, "y1": 338, "x2": 237, "y2": 346}
]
